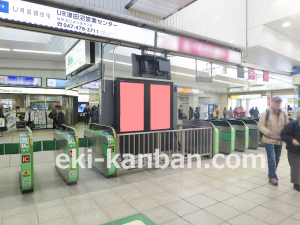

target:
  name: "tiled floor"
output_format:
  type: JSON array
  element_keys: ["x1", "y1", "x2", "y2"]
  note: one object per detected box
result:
[{"x1": 0, "y1": 128, "x2": 299, "y2": 225}]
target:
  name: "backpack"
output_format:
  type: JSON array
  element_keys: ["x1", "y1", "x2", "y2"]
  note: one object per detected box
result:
[
  {"x1": 213, "y1": 109, "x2": 217, "y2": 117},
  {"x1": 48, "y1": 112, "x2": 53, "y2": 119},
  {"x1": 194, "y1": 111, "x2": 200, "y2": 117},
  {"x1": 265, "y1": 110, "x2": 287, "y2": 126}
]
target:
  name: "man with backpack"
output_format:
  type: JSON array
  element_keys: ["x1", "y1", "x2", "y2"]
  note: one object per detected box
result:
[
  {"x1": 194, "y1": 107, "x2": 200, "y2": 120},
  {"x1": 258, "y1": 96, "x2": 289, "y2": 186}
]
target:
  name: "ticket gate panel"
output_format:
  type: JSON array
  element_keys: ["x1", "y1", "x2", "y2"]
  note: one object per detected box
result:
[
  {"x1": 19, "y1": 127, "x2": 34, "y2": 193},
  {"x1": 54, "y1": 126, "x2": 79, "y2": 184},
  {"x1": 84, "y1": 124, "x2": 117, "y2": 177}
]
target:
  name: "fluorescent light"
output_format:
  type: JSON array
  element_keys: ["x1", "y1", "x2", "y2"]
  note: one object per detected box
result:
[
  {"x1": 214, "y1": 17, "x2": 219, "y2": 20},
  {"x1": 116, "y1": 61, "x2": 132, "y2": 66},
  {"x1": 213, "y1": 79, "x2": 245, "y2": 86},
  {"x1": 282, "y1": 22, "x2": 291, "y2": 27},
  {"x1": 103, "y1": 59, "x2": 113, "y2": 62},
  {"x1": 0, "y1": 48, "x2": 10, "y2": 51},
  {"x1": 171, "y1": 71, "x2": 196, "y2": 77},
  {"x1": 13, "y1": 49, "x2": 62, "y2": 54},
  {"x1": 229, "y1": 40, "x2": 235, "y2": 43}
]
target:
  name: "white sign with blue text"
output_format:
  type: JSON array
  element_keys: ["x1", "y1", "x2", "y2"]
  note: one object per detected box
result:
[{"x1": 0, "y1": 0, "x2": 155, "y2": 46}]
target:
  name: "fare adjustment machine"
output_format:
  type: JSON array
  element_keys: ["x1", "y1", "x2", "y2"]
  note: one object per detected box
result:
[
  {"x1": 54, "y1": 125, "x2": 79, "y2": 184},
  {"x1": 84, "y1": 124, "x2": 117, "y2": 177},
  {"x1": 19, "y1": 127, "x2": 34, "y2": 193}
]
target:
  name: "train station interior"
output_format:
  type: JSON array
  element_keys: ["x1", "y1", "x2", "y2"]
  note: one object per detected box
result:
[{"x1": 1, "y1": 0, "x2": 300, "y2": 224}]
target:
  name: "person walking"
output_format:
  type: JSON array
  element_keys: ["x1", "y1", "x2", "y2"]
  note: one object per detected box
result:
[
  {"x1": 0, "y1": 108, "x2": 7, "y2": 137},
  {"x1": 237, "y1": 106, "x2": 246, "y2": 118},
  {"x1": 253, "y1": 107, "x2": 260, "y2": 119},
  {"x1": 93, "y1": 105, "x2": 99, "y2": 124},
  {"x1": 281, "y1": 108, "x2": 300, "y2": 192},
  {"x1": 52, "y1": 106, "x2": 58, "y2": 129},
  {"x1": 25, "y1": 106, "x2": 34, "y2": 129},
  {"x1": 213, "y1": 106, "x2": 219, "y2": 119},
  {"x1": 178, "y1": 105, "x2": 185, "y2": 119},
  {"x1": 194, "y1": 107, "x2": 200, "y2": 120},
  {"x1": 90, "y1": 107, "x2": 95, "y2": 123},
  {"x1": 228, "y1": 107, "x2": 234, "y2": 118},
  {"x1": 83, "y1": 105, "x2": 91, "y2": 125},
  {"x1": 223, "y1": 107, "x2": 227, "y2": 118},
  {"x1": 57, "y1": 107, "x2": 65, "y2": 128},
  {"x1": 258, "y1": 96, "x2": 289, "y2": 186},
  {"x1": 249, "y1": 107, "x2": 254, "y2": 117},
  {"x1": 189, "y1": 106, "x2": 194, "y2": 120}
]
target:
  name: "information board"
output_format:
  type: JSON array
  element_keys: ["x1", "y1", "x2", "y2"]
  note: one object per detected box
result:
[
  {"x1": 0, "y1": 0, "x2": 155, "y2": 47},
  {"x1": 0, "y1": 75, "x2": 42, "y2": 87}
]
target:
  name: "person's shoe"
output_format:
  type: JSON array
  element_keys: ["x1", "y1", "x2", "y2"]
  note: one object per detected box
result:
[
  {"x1": 269, "y1": 179, "x2": 278, "y2": 186},
  {"x1": 294, "y1": 184, "x2": 300, "y2": 192},
  {"x1": 276, "y1": 175, "x2": 278, "y2": 180}
]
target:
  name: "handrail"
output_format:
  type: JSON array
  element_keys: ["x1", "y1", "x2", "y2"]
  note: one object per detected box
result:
[{"x1": 117, "y1": 127, "x2": 211, "y2": 137}]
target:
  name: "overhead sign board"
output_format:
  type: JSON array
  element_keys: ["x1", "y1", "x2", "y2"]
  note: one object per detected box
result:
[
  {"x1": 65, "y1": 40, "x2": 90, "y2": 76},
  {"x1": 157, "y1": 32, "x2": 242, "y2": 65},
  {"x1": 0, "y1": 75, "x2": 41, "y2": 87},
  {"x1": 0, "y1": 0, "x2": 155, "y2": 47}
]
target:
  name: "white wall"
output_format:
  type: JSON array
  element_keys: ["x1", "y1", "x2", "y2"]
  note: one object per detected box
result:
[{"x1": 0, "y1": 59, "x2": 65, "y2": 87}]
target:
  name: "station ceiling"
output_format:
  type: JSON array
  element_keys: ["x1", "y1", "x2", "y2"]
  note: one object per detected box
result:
[{"x1": 125, "y1": 0, "x2": 196, "y2": 18}]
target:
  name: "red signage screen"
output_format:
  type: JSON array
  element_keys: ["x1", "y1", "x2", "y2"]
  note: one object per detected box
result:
[
  {"x1": 120, "y1": 82, "x2": 144, "y2": 132},
  {"x1": 150, "y1": 84, "x2": 171, "y2": 130}
]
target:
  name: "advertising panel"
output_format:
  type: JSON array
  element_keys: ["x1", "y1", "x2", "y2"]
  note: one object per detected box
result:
[
  {"x1": 46, "y1": 79, "x2": 66, "y2": 88},
  {"x1": 248, "y1": 68, "x2": 255, "y2": 80},
  {"x1": 157, "y1": 32, "x2": 241, "y2": 64},
  {"x1": 263, "y1": 71, "x2": 269, "y2": 82},
  {"x1": 0, "y1": 75, "x2": 41, "y2": 87},
  {"x1": 202, "y1": 103, "x2": 208, "y2": 120},
  {"x1": 0, "y1": 0, "x2": 155, "y2": 47}
]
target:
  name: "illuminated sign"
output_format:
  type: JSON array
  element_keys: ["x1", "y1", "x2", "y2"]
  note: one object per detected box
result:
[
  {"x1": 177, "y1": 87, "x2": 200, "y2": 94},
  {"x1": 0, "y1": 0, "x2": 155, "y2": 47},
  {"x1": 46, "y1": 79, "x2": 66, "y2": 88},
  {"x1": 0, "y1": 75, "x2": 42, "y2": 87},
  {"x1": 81, "y1": 81, "x2": 100, "y2": 89},
  {"x1": 65, "y1": 40, "x2": 90, "y2": 75},
  {"x1": 22, "y1": 155, "x2": 30, "y2": 163},
  {"x1": 157, "y1": 32, "x2": 242, "y2": 64}
]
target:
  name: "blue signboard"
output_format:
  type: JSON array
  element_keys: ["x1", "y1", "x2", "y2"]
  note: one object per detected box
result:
[
  {"x1": 0, "y1": 75, "x2": 42, "y2": 87},
  {"x1": 47, "y1": 79, "x2": 66, "y2": 88},
  {"x1": 81, "y1": 81, "x2": 99, "y2": 89}
]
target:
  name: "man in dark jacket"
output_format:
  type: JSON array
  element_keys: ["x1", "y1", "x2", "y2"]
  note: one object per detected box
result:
[
  {"x1": 194, "y1": 107, "x2": 200, "y2": 120},
  {"x1": 52, "y1": 106, "x2": 58, "y2": 129},
  {"x1": 281, "y1": 109, "x2": 300, "y2": 192},
  {"x1": 83, "y1": 104, "x2": 91, "y2": 125},
  {"x1": 93, "y1": 106, "x2": 99, "y2": 124},
  {"x1": 57, "y1": 107, "x2": 65, "y2": 128}
]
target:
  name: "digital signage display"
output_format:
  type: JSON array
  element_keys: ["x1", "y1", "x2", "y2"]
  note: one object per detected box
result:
[
  {"x1": 120, "y1": 82, "x2": 144, "y2": 133},
  {"x1": 66, "y1": 40, "x2": 89, "y2": 76},
  {"x1": 150, "y1": 84, "x2": 171, "y2": 130},
  {"x1": 47, "y1": 79, "x2": 66, "y2": 88},
  {"x1": 0, "y1": 0, "x2": 155, "y2": 48},
  {"x1": 0, "y1": 75, "x2": 42, "y2": 87}
]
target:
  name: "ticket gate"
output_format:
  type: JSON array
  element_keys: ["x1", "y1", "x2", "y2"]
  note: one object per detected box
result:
[
  {"x1": 240, "y1": 119, "x2": 259, "y2": 149},
  {"x1": 84, "y1": 124, "x2": 117, "y2": 177},
  {"x1": 208, "y1": 120, "x2": 236, "y2": 154},
  {"x1": 181, "y1": 120, "x2": 219, "y2": 156},
  {"x1": 223, "y1": 119, "x2": 249, "y2": 151},
  {"x1": 19, "y1": 126, "x2": 34, "y2": 193},
  {"x1": 54, "y1": 125, "x2": 79, "y2": 184}
]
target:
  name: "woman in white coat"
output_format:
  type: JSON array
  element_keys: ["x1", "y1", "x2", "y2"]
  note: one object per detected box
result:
[{"x1": 25, "y1": 106, "x2": 34, "y2": 128}]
